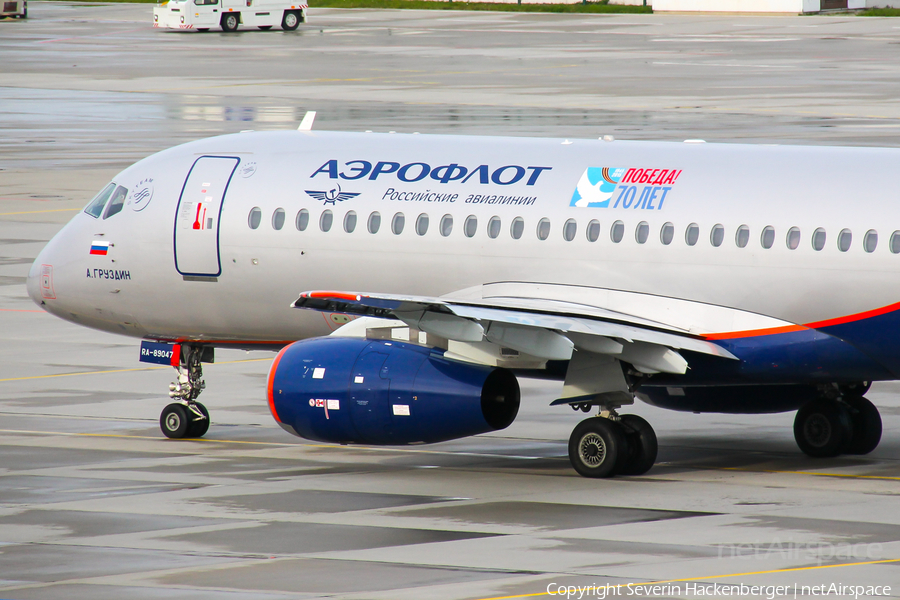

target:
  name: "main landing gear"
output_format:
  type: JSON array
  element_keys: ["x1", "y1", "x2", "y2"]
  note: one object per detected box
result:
[
  {"x1": 160, "y1": 344, "x2": 211, "y2": 439},
  {"x1": 793, "y1": 384, "x2": 881, "y2": 458},
  {"x1": 568, "y1": 408, "x2": 658, "y2": 478}
]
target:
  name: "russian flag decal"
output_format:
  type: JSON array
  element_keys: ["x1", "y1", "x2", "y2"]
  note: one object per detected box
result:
[{"x1": 90, "y1": 241, "x2": 110, "y2": 256}]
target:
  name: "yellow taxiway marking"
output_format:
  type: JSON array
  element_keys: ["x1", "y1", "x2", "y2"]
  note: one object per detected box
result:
[
  {"x1": 472, "y1": 558, "x2": 900, "y2": 600},
  {"x1": 717, "y1": 466, "x2": 900, "y2": 482},
  {"x1": 0, "y1": 427, "x2": 542, "y2": 459},
  {"x1": 0, "y1": 208, "x2": 79, "y2": 216},
  {"x1": 0, "y1": 428, "x2": 290, "y2": 446},
  {"x1": 0, "y1": 357, "x2": 272, "y2": 383}
]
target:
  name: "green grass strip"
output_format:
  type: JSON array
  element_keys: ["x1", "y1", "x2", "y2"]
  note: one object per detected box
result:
[
  {"x1": 857, "y1": 7, "x2": 900, "y2": 16},
  {"x1": 61, "y1": 0, "x2": 652, "y2": 11},
  {"x1": 312, "y1": 0, "x2": 651, "y2": 12},
  {"x1": 43, "y1": 0, "x2": 900, "y2": 14}
]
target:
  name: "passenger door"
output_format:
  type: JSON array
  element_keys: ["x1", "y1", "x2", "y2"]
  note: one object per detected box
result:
[{"x1": 173, "y1": 156, "x2": 239, "y2": 278}]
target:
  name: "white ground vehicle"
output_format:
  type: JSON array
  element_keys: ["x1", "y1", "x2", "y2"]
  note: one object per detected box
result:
[
  {"x1": 154, "y1": 0, "x2": 306, "y2": 32},
  {"x1": 0, "y1": 0, "x2": 27, "y2": 18}
]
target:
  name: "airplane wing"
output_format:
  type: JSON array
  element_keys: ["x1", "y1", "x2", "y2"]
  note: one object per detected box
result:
[{"x1": 289, "y1": 283, "x2": 777, "y2": 376}]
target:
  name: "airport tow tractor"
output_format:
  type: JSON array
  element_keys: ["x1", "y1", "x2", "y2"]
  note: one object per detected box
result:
[
  {"x1": 0, "y1": 0, "x2": 27, "y2": 18},
  {"x1": 153, "y1": 0, "x2": 307, "y2": 31}
]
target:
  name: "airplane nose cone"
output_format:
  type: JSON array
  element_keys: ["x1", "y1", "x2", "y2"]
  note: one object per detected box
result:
[
  {"x1": 27, "y1": 245, "x2": 57, "y2": 309},
  {"x1": 28, "y1": 215, "x2": 80, "y2": 314},
  {"x1": 26, "y1": 260, "x2": 43, "y2": 307}
]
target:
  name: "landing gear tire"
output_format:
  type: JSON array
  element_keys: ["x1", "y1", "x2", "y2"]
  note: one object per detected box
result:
[
  {"x1": 794, "y1": 399, "x2": 853, "y2": 458},
  {"x1": 281, "y1": 10, "x2": 299, "y2": 30},
  {"x1": 617, "y1": 414, "x2": 658, "y2": 476},
  {"x1": 843, "y1": 396, "x2": 881, "y2": 455},
  {"x1": 221, "y1": 13, "x2": 239, "y2": 32},
  {"x1": 569, "y1": 417, "x2": 625, "y2": 478},
  {"x1": 161, "y1": 403, "x2": 191, "y2": 439},
  {"x1": 187, "y1": 402, "x2": 210, "y2": 438},
  {"x1": 161, "y1": 344, "x2": 211, "y2": 440}
]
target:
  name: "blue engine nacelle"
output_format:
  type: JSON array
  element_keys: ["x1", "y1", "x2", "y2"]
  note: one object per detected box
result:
[{"x1": 267, "y1": 337, "x2": 521, "y2": 445}]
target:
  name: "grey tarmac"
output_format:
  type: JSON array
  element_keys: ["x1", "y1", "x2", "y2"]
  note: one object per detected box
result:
[{"x1": 1, "y1": 4, "x2": 900, "y2": 599}]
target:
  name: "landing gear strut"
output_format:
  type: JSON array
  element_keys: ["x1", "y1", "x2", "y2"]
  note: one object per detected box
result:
[
  {"x1": 793, "y1": 383, "x2": 881, "y2": 458},
  {"x1": 567, "y1": 405, "x2": 658, "y2": 478},
  {"x1": 160, "y1": 344, "x2": 210, "y2": 439}
]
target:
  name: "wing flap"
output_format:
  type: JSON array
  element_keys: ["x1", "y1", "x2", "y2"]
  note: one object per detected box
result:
[{"x1": 293, "y1": 290, "x2": 737, "y2": 361}]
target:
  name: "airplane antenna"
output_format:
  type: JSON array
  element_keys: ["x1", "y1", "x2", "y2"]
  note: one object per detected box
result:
[{"x1": 298, "y1": 111, "x2": 317, "y2": 131}]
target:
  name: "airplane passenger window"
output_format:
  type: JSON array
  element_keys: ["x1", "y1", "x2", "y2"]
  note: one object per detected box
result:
[
  {"x1": 611, "y1": 220, "x2": 624, "y2": 243},
  {"x1": 103, "y1": 186, "x2": 128, "y2": 219},
  {"x1": 392, "y1": 212, "x2": 405, "y2": 235},
  {"x1": 537, "y1": 218, "x2": 551, "y2": 241},
  {"x1": 685, "y1": 223, "x2": 699, "y2": 246},
  {"x1": 563, "y1": 219, "x2": 577, "y2": 242},
  {"x1": 735, "y1": 225, "x2": 750, "y2": 248},
  {"x1": 710, "y1": 224, "x2": 724, "y2": 247},
  {"x1": 488, "y1": 216, "x2": 501, "y2": 239},
  {"x1": 511, "y1": 217, "x2": 525, "y2": 240},
  {"x1": 761, "y1": 226, "x2": 775, "y2": 249},
  {"x1": 320, "y1": 210, "x2": 334, "y2": 232},
  {"x1": 660, "y1": 222, "x2": 674, "y2": 245},
  {"x1": 344, "y1": 211, "x2": 357, "y2": 233},
  {"x1": 248, "y1": 207, "x2": 262, "y2": 229},
  {"x1": 891, "y1": 231, "x2": 900, "y2": 254},
  {"x1": 786, "y1": 227, "x2": 801, "y2": 250},
  {"x1": 838, "y1": 229, "x2": 852, "y2": 252},
  {"x1": 635, "y1": 221, "x2": 649, "y2": 244},
  {"x1": 295, "y1": 209, "x2": 309, "y2": 231},
  {"x1": 84, "y1": 183, "x2": 116, "y2": 218},
  {"x1": 587, "y1": 219, "x2": 601, "y2": 243},
  {"x1": 416, "y1": 213, "x2": 429, "y2": 236},
  {"x1": 812, "y1": 227, "x2": 826, "y2": 251},
  {"x1": 864, "y1": 229, "x2": 878, "y2": 253},
  {"x1": 464, "y1": 215, "x2": 478, "y2": 238},
  {"x1": 440, "y1": 214, "x2": 453, "y2": 237},
  {"x1": 272, "y1": 208, "x2": 285, "y2": 230},
  {"x1": 368, "y1": 212, "x2": 381, "y2": 234}
]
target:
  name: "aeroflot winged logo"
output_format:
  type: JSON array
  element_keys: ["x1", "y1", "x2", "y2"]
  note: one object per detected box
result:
[
  {"x1": 305, "y1": 184, "x2": 361, "y2": 205},
  {"x1": 571, "y1": 167, "x2": 682, "y2": 210}
]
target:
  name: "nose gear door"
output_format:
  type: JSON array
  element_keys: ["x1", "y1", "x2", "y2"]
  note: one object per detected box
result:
[{"x1": 174, "y1": 156, "x2": 239, "y2": 277}]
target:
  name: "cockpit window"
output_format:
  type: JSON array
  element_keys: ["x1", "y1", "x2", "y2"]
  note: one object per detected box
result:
[
  {"x1": 103, "y1": 186, "x2": 129, "y2": 219},
  {"x1": 84, "y1": 183, "x2": 116, "y2": 218}
]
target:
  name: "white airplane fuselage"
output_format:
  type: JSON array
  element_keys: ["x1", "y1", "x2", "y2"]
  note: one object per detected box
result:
[
  {"x1": 29, "y1": 131, "x2": 900, "y2": 359},
  {"x1": 24, "y1": 130, "x2": 900, "y2": 475}
]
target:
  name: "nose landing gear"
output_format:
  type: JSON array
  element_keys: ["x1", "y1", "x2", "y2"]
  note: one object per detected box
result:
[{"x1": 160, "y1": 344, "x2": 211, "y2": 439}]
